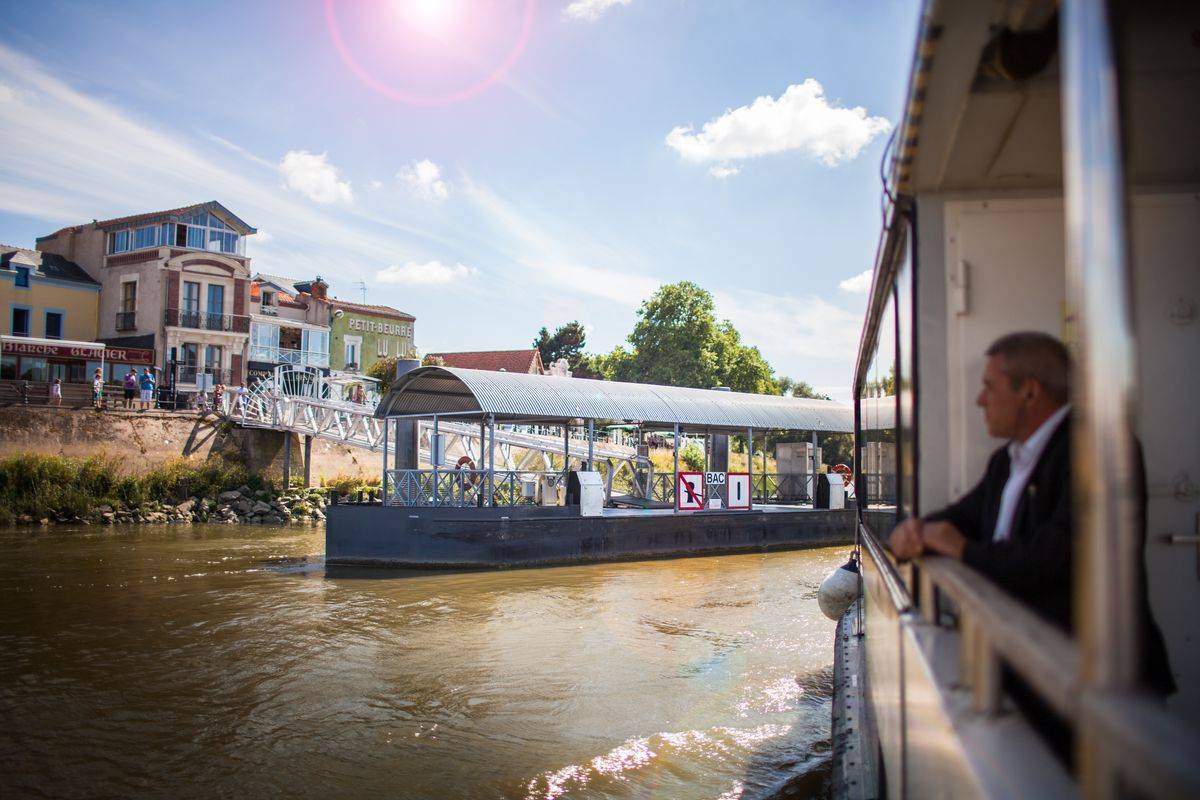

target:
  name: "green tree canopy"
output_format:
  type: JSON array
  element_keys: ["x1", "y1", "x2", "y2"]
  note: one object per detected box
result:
[{"x1": 533, "y1": 321, "x2": 588, "y2": 369}]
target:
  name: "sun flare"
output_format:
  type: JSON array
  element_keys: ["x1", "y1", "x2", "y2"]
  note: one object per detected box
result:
[{"x1": 399, "y1": 0, "x2": 459, "y2": 33}]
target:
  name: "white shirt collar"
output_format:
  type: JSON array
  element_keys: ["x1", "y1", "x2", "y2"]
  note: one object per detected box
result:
[{"x1": 1007, "y1": 404, "x2": 1070, "y2": 468}]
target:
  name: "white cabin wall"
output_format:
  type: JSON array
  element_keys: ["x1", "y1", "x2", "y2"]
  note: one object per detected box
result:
[{"x1": 1129, "y1": 192, "x2": 1200, "y2": 723}]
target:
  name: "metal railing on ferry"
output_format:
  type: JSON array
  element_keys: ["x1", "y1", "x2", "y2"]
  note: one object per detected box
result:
[{"x1": 384, "y1": 469, "x2": 565, "y2": 507}]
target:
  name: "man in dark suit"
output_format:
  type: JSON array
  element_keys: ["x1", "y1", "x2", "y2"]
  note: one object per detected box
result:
[{"x1": 887, "y1": 331, "x2": 1173, "y2": 696}]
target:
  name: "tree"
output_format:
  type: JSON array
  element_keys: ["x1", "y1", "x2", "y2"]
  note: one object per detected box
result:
[
  {"x1": 776, "y1": 376, "x2": 831, "y2": 400},
  {"x1": 366, "y1": 355, "x2": 398, "y2": 394},
  {"x1": 533, "y1": 321, "x2": 587, "y2": 368}
]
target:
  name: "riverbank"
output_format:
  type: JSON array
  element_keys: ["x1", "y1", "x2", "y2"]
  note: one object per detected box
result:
[{"x1": 0, "y1": 453, "x2": 378, "y2": 527}]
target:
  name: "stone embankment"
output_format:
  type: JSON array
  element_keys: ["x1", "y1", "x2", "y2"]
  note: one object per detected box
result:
[{"x1": 11, "y1": 487, "x2": 338, "y2": 527}]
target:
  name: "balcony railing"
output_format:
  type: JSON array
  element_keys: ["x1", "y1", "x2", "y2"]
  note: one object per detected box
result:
[
  {"x1": 248, "y1": 344, "x2": 330, "y2": 369},
  {"x1": 164, "y1": 309, "x2": 250, "y2": 333},
  {"x1": 115, "y1": 311, "x2": 137, "y2": 331}
]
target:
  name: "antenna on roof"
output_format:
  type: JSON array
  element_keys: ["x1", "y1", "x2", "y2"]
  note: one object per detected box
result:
[{"x1": 355, "y1": 280, "x2": 367, "y2": 303}]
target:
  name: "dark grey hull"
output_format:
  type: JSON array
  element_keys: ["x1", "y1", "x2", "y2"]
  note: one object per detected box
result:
[{"x1": 325, "y1": 504, "x2": 855, "y2": 569}]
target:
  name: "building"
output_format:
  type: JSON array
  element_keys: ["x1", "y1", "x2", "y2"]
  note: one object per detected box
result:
[
  {"x1": 36, "y1": 201, "x2": 257, "y2": 391},
  {"x1": 328, "y1": 298, "x2": 415, "y2": 375},
  {"x1": 247, "y1": 274, "x2": 332, "y2": 383},
  {"x1": 0, "y1": 246, "x2": 143, "y2": 382},
  {"x1": 427, "y1": 349, "x2": 545, "y2": 375}
]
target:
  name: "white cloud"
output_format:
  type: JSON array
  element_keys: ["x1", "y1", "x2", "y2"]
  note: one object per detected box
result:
[
  {"x1": 254, "y1": 229, "x2": 274, "y2": 243},
  {"x1": 839, "y1": 269, "x2": 872, "y2": 293},
  {"x1": 398, "y1": 159, "x2": 449, "y2": 201},
  {"x1": 714, "y1": 288, "x2": 861, "y2": 365},
  {"x1": 377, "y1": 260, "x2": 475, "y2": 286},
  {"x1": 708, "y1": 164, "x2": 740, "y2": 179},
  {"x1": 563, "y1": 0, "x2": 631, "y2": 22},
  {"x1": 367, "y1": 179, "x2": 383, "y2": 191},
  {"x1": 0, "y1": 83, "x2": 14, "y2": 104},
  {"x1": 666, "y1": 79, "x2": 891, "y2": 168},
  {"x1": 279, "y1": 150, "x2": 353, "y2": 204}
]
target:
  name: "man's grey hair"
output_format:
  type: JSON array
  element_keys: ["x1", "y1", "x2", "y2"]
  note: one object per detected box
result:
[{"x1": 985, "y1": 331, "x2": 1071, "y2": 405}]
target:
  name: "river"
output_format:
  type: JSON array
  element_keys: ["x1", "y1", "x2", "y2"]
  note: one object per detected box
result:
[{"x1": 0, "y1": 524, "x2": 845, "y2": 799}]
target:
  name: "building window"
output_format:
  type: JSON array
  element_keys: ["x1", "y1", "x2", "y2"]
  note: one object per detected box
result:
[
  {"x1": 45, "y1": 312, "x2": 63, "y2": 339},
  {"x1": 262, "y1": 290, "x2": 275, "y2": 306},
  {"x1": 11, "y1": 307, "x2": 30, "y2": 336},
  {"x1": 161, "y1": 212, "x2": 243, "y2": 256},
  {"x1": 15, "y1": 266, "x2": 30, "y2": 288},
  {"x1": 121, "y1": 281, "x2": 137, "y2": 313},
  {"x1": 344, "y1": 337, "x2": 360, "y2": 370},
  {"x1": 180, "y1": 343, "x2": 199, "y2": 381},
  {"x1": 204, "y1": 345, "x2": 223, "y2": 375},
  {"x1": 0, "y1": 355, "x2": 15, "y2": 379},
  {"x1": 206, "y1": 284, "x2": 225, "y2": 330},
  {"x1": 133, "y1": 225, "x2": 157, "y2": 249},
  {"x1": 107, "y1": 230, "x2": 131, "y2": 254},
  {"x1": 183, "y1": 281, "x2": 200, "y2": 312}
]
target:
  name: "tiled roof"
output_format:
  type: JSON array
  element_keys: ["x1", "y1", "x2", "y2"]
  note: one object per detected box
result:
[
  {"x1": 38, "y1": 201, "x2": 257, "y2": 239},
  {"x1": 0, "y1": 246, "x2": 98, "y2": 286},
  {"x1": 253, "y1": 272, "x2": 303, "y2": 291},
  {"x1": 428, "y1": 349, "x2": 544, "y2": 374},
  {"x1": 330, "y1": 297, "x2": 415, "y2": 321}
]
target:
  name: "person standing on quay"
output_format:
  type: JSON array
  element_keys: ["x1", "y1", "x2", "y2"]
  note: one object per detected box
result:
[
  {"x1": 235, "y1": 382, "x2": 247, "y2": 414},
  {"x1": 213, "y1": 383, "x2": 225, "y2": 413},
  {"x1": 50, "y1": 377, "x2": 62, "y2": 407},
  {"x1": 123, "y1": 368, "x2": 138, "y2": 409},
  {"x1": 92, "y1": 368, "x2": 104, "y2": 410},
  {"x1": 138, "y1": 368, "x2": 155, "y2": 411}
]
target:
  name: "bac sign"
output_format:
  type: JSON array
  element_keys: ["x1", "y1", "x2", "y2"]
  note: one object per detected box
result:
[
  {"x1": 726, "y1": 472, "x2": 752, "y2": 510},
  {"x1": 676, "y1": 472, "x2": 705, "y2": 511}
]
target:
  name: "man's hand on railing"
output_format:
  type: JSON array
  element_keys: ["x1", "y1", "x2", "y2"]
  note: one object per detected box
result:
[
  {"x1": 887, "y1": 518, "x2": 924, "y2": 560},
  {"x1": 920, "y1": 521, "x2": 967, "y2": 560}
]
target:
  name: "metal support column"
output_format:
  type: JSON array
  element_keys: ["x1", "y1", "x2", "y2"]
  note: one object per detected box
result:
[
  {"x1": 811, "y1": 430, "x2": 819, "y2": 503},
  {"x1": 432, "y1": 415, "x2": 439, "y2": 506},
  {"x1": 563, "y1": 424, "x2": 570, "y2": 478},
  {"x1": 747, "y1": 427, "x2": 754, "y2": 510},
  {"x1": 382, "y1": 418, "x2": 389, "y2": 504},
  {"x1": 587, "y1": 419, "x2": 594, "y2": 470},
  {"x1": 282, "y1": 434, "x2": 291, "y2": 488},
  {"x1": 673, "y1": 422, "x2": 680, "y2": 513},
  {"x1": 487, "y1": 415, "x2": 496, "y2": 506},
  {"x1": 762, "y1": 442, "x2": 768, "y2": 503},
  {"x1": 303, "y1": 435, "x2": 312, "y2": 488}
]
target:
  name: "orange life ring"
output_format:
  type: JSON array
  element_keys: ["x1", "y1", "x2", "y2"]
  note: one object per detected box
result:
[
  {"x1": 455, "y1": 455, "x2": 480, "y2": 487},
  {"x1": 832, "y1": 463, "x2": 853, "y2": 486}
]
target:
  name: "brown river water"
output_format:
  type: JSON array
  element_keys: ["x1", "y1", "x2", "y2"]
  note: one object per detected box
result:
[{"x1": 0, "y1": 524, "x2": 845, "y2": 799}]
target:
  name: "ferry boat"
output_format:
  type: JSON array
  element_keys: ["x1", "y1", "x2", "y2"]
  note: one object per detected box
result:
[{"x1": 833, "y1": 0, "x2": 1200, "y2": 797}]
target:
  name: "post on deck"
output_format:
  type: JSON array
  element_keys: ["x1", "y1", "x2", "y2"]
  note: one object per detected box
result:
[
  {"x1": 563, "y1": 424, "x2": 570, "y2": 478},
  {"x1": 747, "y1": 427, "x2": 754, "y2": 509},
  {"x1": 811, "y1": 430, "x2": 819, "y2": 502},
  {"x1": 381, "y1": 417, "x2": 389, "y2": 504},
  {"x1": 282, "y1": 434, "x2": 292, "y2": 488},
  {"x1": 587, "y1": 419, "x2": 595, "y2": 470},
  {"x1": 432, "y1": 414, "x2": 440, "y2": 506},
  {"x1": 487, "y1": 414, "x2": 496, "y2": 507},
  {"x1": 761, "y1": 441, "x2": 768, "y2": 503},
  {"x1": 303, "y1": 435, "x2": 312, "y2": 488},
  {"x1": 673, "y1": 422, "x2": 680, "y2": 514}
]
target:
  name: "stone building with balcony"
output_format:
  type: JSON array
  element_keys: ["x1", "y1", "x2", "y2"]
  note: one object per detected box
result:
[
  {"x1": 247, "y1": 274, "x2": 332, "y2": 383},
  {"x1": 35, "y1": 201, "x2": 256, "y2": 390}
]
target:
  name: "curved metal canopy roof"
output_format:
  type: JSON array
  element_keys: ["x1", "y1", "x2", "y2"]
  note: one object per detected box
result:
[{"x1": 376, "y1": 367, "x2": 853, "y2": 433}]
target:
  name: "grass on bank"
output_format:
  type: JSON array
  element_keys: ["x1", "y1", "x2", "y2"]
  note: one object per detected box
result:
[{"x1": 0, "y1": 454, "x2": 271, "y2": 525}]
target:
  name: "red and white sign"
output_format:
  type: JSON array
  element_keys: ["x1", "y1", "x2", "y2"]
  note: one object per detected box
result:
[
  {"x1": 676, "y1": 471, "x2": 705, "y2": 511},
  {"x1": 726, "y1": 472, "x2": 752, "y2": 510},
  {"x1": 0, "y1": 340, "x2": 154, "y2": 365}
]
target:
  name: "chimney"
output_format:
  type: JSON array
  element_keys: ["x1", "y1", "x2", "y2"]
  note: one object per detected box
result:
[{"x1": 311, "y1": 275, "x2": 328, "y2": 300}]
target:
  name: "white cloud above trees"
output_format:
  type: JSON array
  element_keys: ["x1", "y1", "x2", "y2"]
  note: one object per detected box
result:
[
  {"x1": 563, "y1": 0, "x2": 632, "y2": 23},
  {"x1": 376, "y1": 260, "x2": 474, "y2": 286},
  {"x1": 666, "y1": 79, "x2": 890, "y2": 176},
  {"x1": 398, "y1": 159, "x2": 449, "y2": 201},
  {"x1": 839, "y1": 269, "x2": 873, "y2": 293},
  {"x1": 278, "y1": 150, "x2": 353, "y2": 204}
]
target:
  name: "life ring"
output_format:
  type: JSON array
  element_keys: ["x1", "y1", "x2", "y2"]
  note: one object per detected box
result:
[
  {"x1": 832, "y1": 463, "x2": 853, "y2": 486},
  {"x1": 455, "y1": 455, "x2": 480, "y2": 487}
]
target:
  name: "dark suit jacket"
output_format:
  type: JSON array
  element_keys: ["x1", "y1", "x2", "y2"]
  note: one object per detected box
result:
[{"x1": 925, "y1": 414, "x2": 1175, "y2": 695}]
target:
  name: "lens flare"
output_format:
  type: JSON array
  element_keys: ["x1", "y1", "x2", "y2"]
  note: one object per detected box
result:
[{"x1": 325, "y1": 0, "x2": 536, "y2": 107}]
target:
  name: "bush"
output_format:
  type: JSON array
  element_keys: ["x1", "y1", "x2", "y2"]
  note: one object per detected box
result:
[
  {"x1": 319, "y1": 473, "x2": 381, "y2": 495},
  {"x1": 0, "y1": 454, "x2": 267, "y2": 525},
  {"x1": 678, "y1": 441, "x2": 705, "y2": 472}
]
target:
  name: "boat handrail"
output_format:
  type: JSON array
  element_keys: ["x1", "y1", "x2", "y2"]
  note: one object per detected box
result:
[
  {"x1": 916, "y1": 555, "x2": 1200, "y2": 797},
  {"x1": 858, "y1": 523, "x2": 911, "y2": 613}
]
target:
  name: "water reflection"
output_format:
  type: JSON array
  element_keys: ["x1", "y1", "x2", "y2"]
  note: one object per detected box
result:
[{"x1": 0, "y1": 524, "x2": 845, "y2": 799}]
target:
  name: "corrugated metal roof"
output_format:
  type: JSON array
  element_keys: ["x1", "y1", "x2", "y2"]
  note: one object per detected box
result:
[{"x1": 376, "y1": 367, "x2": 853, "y2": 432}]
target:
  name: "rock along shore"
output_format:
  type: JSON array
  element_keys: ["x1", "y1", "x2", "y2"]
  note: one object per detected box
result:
[{"x1": 10, "y1": 486, "x2": 348, "y2": 527}]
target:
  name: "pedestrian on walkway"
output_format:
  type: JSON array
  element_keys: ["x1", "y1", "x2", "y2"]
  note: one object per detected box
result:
[
  {"x1": 235, "y1": 382, "x2": 247, "y2": 413},
  {"x1": 138, "y1": 368, "x2": 156, "y2": 411},
  {"x1": 50, "y1": 377, "x2": 62, "y2": 407},
  {"x1": 92, "y1": 369, "x2": 104, "y2": 410},
  {"x1": 213, "y1": 383, "x2": 225, "y2": 413},
  {"x1": 123, "y1": 369, "x2": 138, "y2": 409}
]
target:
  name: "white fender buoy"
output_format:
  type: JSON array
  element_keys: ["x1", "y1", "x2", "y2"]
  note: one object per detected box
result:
[{"x1": 818, "y1": 557, "x2": 860, "y2": 621}]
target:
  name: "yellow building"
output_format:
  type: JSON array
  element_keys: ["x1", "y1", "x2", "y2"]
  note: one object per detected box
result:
[{"x1": 0, "y1": 246, "x2": 101, "y2": 382}]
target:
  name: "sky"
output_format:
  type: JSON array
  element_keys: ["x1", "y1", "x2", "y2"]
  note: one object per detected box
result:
[{"x1": 0, "y1": 0, "x2": 921, "y2": 401}]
